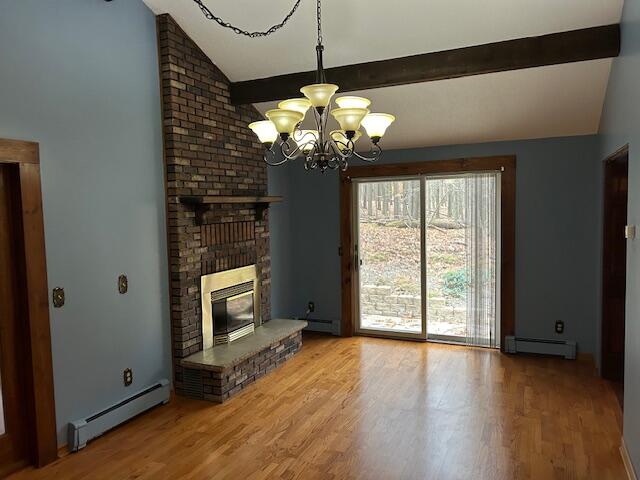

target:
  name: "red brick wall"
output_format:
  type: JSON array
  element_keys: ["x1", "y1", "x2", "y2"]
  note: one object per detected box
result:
[{"x1": 157, "y1": 14, "x2": 271, "y2": 394}]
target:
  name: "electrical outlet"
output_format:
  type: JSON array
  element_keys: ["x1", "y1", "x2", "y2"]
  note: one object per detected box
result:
[
  {"x1": 123, "y1": 368, "x2": 133, "y2": 387},
  {"x1": 118, "y1": 274, "x2": 128, "y2": 294},
  {"x1": 308, "y1": 301, "x2": 315, "y2": 313},
  {"x1": 52, "y1": 287, "x2": 65, "y2": 308},
  {"x1": 555, "y1": 320, "x2": 564, "y2": 334}
]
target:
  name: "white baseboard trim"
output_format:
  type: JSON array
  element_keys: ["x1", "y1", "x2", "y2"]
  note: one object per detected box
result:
[{"x1": 621, "y1": 437, "x2": 638, "y2": 480}]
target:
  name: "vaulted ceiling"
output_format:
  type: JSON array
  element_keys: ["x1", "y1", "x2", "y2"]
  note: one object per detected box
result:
[{"x1": 143, "y1": 0, "x2": 624, "y2": 148}]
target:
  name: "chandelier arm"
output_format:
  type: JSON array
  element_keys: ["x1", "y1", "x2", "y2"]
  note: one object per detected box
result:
[
  {"x1": 192, "y1": 0, "x2": 302, "y2": 38},
  {"x1": 299, "y1": 140, "x2": 318, "y2": 153},
  {"x1": 280, "y1": 139, "x2": 304, "y2": 160},
  {"x1": 304, "y1": 145, "x2": 318, "y2": 170},
  {"x1": 351, "y1": 143, "x2": 383, "y2": 163},
  {"x1": 327, "y1": 139, "x2": 352, "y2": 160},
  {"x1": 318, "y1": 107, "x2": 331, "y2": 148},
  {"x1": 326, "y1": 157, "x2": 341, "y2": 170},
  {"x1": 310, "y1": 107, "x2": 327, "y2": 147},
  {"x1": 323, "y1": 108, "x2": 330, "y2": 135},
  {"x1": 305, "y1": 156, "x2": 319, "y2": 170},
  {"x1": 263, "y1": 147, "x2": 291, "y2": 167},
  {"x1": 293, "y1": 130, "x2": 319, "y2": 146}
]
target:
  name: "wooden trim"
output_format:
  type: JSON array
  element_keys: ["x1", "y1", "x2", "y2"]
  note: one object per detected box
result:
[
  {"x1": 57, "y1": 444, "x2": 71, "y2": 459},
  {"x1": 0, "y1": 139, "x2": 57, "y2": 467},
  {"x1": 343, "y1": 156, "x2": 516, "y2": 179},
  {"x1": 606, "y1": 144, "x2": 629, "y2": 163},
  {"x1": 339, "y1": 175, "x2": 355, "y2": 337},
  {"x1": 621, "y1": 437, "x2": 639, "y2": 480},
  {"x1": 179, "y1": 195, "x2": 283, "y2": 224},
  {"x1": 339, "y1": 155, "x2": 516, "y2": 351},
  {"x1": 179, "y1": 195, "x2": 283, "y2": 204},
  {"x1": 0, "y1": 139, "x2": 39, "y2": 164},
  {"x1": 500, "y1": 158, "x2": 517, "y2": 351},
  {"x1": 231, "y1": 24, "x2": 620, "y2": 104}
]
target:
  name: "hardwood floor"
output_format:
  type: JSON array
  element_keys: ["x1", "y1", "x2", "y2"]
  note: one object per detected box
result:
[{"x1": 11, "y1": 333, "x2": 625, "y2": 480}]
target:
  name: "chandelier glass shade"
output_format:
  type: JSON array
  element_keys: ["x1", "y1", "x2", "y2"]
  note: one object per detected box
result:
[
  {"x1": 278, "y1": 98, "x2": 312, "y2": 116},
  {"x1": 247, "y1": 0, "x2": 395, "y2": 171},
  {"x1": 335, "y1": 96, "x2": 371, "y2": 109}
]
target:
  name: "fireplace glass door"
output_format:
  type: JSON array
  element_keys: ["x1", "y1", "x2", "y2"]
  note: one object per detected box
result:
[
  {"x1": 211, "y1": 280, "x2": 255, "y2": 344},
  {"x1": 212, "y1": 291, "x2": 254, "y2": 335}
]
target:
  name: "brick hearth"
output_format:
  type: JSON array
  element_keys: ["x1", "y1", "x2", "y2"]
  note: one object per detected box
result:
[{"x1": 194, "y1": 331, "x2": 302, "y2": 403}]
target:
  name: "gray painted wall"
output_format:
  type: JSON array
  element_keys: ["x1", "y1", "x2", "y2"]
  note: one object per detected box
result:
[
  {"x1": 599, "y1": 0, "x2": 640, "y2": 472},
  {"x1": 0, "y1": 0, "x2": 170, "y2": 444},
  {"x1": 268, "y1": 161, "x2": 294, "y2": 321},
  {"x1": 269, "y1": 136, "x2": 603, "y2": 350}
]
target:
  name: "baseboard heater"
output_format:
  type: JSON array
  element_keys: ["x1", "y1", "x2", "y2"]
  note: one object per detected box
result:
[
  {"x1": 68, "y1": 379, "x2": 170, "y2": 451},
  {"x1": 304, "y1": 318, "x2": 333, "y2": 324},
  {"x1": 505, "y1": 336, "x2": 576, "y2": 360}
]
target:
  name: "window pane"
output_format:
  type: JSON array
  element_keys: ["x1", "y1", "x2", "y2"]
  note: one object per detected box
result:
[
  {"x1": 425, "y1": 174, "x2": 499, "y2": 347},
  {"x1": 358, "y1": 179, "x2": 422, "y2": 334}
]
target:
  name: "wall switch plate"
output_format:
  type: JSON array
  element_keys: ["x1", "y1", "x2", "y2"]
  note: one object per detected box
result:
[
  {"x1": 123, "y1": 368, "x2": 133, "y2": 386},
  {"x1": 53, "y1": 287, "x2": 65, "y2": 308},
  {"x1": 625, "y1": 225, "x2": 636, "y2": 240},
  {"x1": 118, "y1": 274, "x2": 128, "y2": 294}
]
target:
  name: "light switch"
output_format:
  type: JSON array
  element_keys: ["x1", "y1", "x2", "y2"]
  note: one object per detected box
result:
[{"x1": 625, "y1": 225, "x2": 636, "y2": 240}]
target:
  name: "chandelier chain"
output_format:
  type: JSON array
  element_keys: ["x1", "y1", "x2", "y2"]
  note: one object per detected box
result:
[{"x1": 192, "y1": 0, "x2": 302, "y2": 38}]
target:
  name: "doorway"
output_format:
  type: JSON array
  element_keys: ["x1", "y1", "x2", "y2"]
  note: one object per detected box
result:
[
  {"x1": 341, "y1": 156, "x2": 515, "y2": 350},
  {"x1": 0, "y1": 139, "x2": 58, "y2": 474},
  {"x1": 0, "y1": 164, "x2": 30, "y2": 475},
  {"x1": 601, "y1": 145, "x2": 628, "y2": 403}
]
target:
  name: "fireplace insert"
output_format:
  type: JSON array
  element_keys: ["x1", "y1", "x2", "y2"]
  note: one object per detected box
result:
[{"x1": 211, "y1": 281, "x2": 255, "y2": 344}]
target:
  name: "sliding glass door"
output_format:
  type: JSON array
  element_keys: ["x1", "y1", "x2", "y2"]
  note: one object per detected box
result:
[
  {"x1": 424, "y1": 173, "x2": 500, "y2": 347},
  {"x1": 354, "y1": 172, "x2": 500, "y2": 347},
  {"x1": 355, "y1": 178, "x2": 425, "y2": 339}
]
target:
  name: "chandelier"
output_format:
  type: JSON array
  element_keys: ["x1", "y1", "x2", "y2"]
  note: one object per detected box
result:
[{"x1": 244, "y1": 1, "x2": 396, "y2": 171}]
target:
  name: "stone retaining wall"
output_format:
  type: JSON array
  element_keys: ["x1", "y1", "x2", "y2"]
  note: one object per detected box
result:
[{"x1": 361, "y1": 285, "x2": 465, "y2": 325}]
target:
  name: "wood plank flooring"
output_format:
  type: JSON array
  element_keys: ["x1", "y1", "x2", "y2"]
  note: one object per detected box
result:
[{"x1": 11, "y1": 333, "x2": 625, "y2": 480}]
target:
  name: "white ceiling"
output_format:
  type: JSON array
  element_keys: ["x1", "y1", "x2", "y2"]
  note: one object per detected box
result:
[{"x1": 143, "y1": 0, "x2": 623, "y2": 148}]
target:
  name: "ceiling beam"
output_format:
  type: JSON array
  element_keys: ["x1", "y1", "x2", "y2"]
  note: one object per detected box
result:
[{"x1": 230, "y1": 24, "x2": 620, "y2": 105}]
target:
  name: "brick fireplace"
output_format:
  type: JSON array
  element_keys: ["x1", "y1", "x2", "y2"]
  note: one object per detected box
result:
[{"x1": 157, "y1": 14, "x2": 276, "y2": 398}]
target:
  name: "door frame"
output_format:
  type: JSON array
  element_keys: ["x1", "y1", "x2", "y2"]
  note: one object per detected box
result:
[
  {"x1": 340, "y1": 155, "x2": 516, "y2": 352},
  {"x1": 0, "y1": 139, "x2": 57, "y2": 467}
]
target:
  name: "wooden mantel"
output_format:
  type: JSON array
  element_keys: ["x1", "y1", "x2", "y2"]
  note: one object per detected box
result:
[{"x1": 179, "y1": 195, "x2": 283, "y2": 224}]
